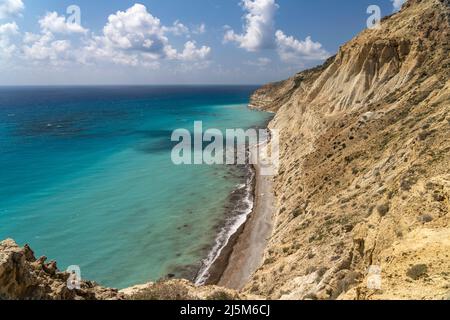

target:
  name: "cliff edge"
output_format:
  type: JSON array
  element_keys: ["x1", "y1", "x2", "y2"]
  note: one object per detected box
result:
[
  {"x1": 247, "y1": 0, "x2": 450, "y2": 300},
  {"x1": 0, "y1": 239, "x2": 250, "y2": 300},
  {"x1": 0, "y1": 239, "x2": 123, "y2": 300}
]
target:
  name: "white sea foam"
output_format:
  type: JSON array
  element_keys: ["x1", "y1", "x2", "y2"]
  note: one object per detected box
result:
[{"x1": 194, "y1": 164, "x2": 255, "y2": 285}]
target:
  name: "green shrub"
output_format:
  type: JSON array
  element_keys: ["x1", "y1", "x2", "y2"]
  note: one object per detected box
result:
[
  {"x1": 207, "y1": 290, "x2": 237, "y2": 301},
  {"x1": 377, "y1": 203, "x2": 390, "y2": 217},
  {"x1": 130, "y1": 281, "x2": 196, "y2": 300},
  {"x1": 406, "y1": 264, "x2": 428, "y2": 280}
]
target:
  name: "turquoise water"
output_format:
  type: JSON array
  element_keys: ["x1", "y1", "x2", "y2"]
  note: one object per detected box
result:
[{"x1": 0, "y1": 86, "x2": 272, "y2": 289}]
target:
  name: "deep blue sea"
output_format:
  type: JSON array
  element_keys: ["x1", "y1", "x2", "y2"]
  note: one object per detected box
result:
[{"x1": 0, "y1": 86, "x2": 272, "y2": 289}]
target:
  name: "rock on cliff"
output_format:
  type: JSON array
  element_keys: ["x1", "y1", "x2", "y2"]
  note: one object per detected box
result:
[
  {"x1": 0, "y1": 239, "x2": 250, "y2": 300},
  {"x1": 247, "y1": 0, "x2": 450, "y2": 300},
  {"x1": 0, "y1": 239, "x2": 124, "y2": 300}
]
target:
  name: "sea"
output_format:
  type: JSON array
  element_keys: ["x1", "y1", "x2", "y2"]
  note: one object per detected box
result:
[{"x1": 0, "y1": 86, "x2": 272, "y2": 289}]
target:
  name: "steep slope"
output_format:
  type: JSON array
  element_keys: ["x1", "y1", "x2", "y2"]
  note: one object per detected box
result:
[{"x1": 247, "y1": 0, "x2": 450, "y2": 300}]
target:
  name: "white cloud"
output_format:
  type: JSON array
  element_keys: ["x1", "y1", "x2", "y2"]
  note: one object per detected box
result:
[
  {"x1": 225, "y1": 0, "x2": 328, "y2": 65},
  {"x1": 391, "y1": 0, "x2": 407, "y2": 11},
  {"x1": 86, "y1": 4, "x2": 211, "y2": 66},
  {"x1": 193, "y1": 23, "x2": 206, "y2": 35},
  {"x1": 22, "y1": 32, "x2": 72, "y2": 65},
  {"x1": 177, "y1": 41, "x2": 211, "y2": 61},
  {"x1": 82, "y1": 37, "x2": 140, "y2": 67},
  {"x1": 0, "y1": 0, "x2": 24, "y2": 19},
  {"x1": 160, "y1": 20, "x2": 206, "y2": 37},
  {"x1": 163, "y1": 20, "x2": 189, "y2": 36},
  {"x1": 39, "y1": 12, "x2": 88, "y2": 34},
  {"x1": 3, "y1": 3, "x2": 211, "y2": 69},
  {"x1": 275, "y1": 30, "x2": 329, "y2": 62},
  {"x1": 19, "y1": 12, "x2": 85, "y2": 65},
  {"x1": 23, "y1": 32, "x2": 41, "y2": 44},
  {"x1": 100, "y1": 4, "x2": 171, "y2": 55},
  {"x1": 0, "y1": 21, "x2": 18, "y2": 58},
  {"x1": 0, "y1": 21, "x2": 18, "y2": 34},
  {"x1": 224, "y1": 0, "x2": 278, "y2": 52}
]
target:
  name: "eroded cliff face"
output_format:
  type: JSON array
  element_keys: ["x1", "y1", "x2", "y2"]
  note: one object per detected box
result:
[{"x1": 247, "y1": 0, "x2": 450, "y2": 300}]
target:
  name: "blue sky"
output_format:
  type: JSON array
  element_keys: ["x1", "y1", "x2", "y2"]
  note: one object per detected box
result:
[{"x1": 0, "y1": 0, "x2": 406, "y2": 85}]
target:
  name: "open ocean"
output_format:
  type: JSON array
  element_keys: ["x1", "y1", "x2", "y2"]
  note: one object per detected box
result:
[{"x1": 0, "y1": 86, "x2": 272, "y2": 289}]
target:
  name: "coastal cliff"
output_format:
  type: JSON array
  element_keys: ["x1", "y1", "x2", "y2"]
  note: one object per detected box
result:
[{"x1": 247, "y1": 0, "x2": 450, "y2": 299}]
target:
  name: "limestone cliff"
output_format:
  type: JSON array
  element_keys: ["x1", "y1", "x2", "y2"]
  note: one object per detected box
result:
[{"x1": 247, "y1": 0, "x2": 450, "y2": 300}]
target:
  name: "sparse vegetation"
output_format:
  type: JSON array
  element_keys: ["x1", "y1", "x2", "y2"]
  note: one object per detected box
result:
[
  {"x1": 207, "y1": 290, "x2": 237, "y2": 301},
  {"x1": 417, "y1": 214, "x2": 433, "y2": 223},
  {"x1": 400, "y1": 173, "x2": 419, "y2": 191},
  {"x1": 130, "y1": 281, "x2": 195, "y2": 300},
  {"x1": 433, "y1": 193, "x2": 445, "y2": 202},
  {"x1": 377, "y1": 203, "x2": 390, "y2": 217},
  {"x1": 292, "y1": 207, "x2": 303, "y2": 218},
  {"x1": 406, "y1": 264, "x2": 428, "y2": 280},
  {"x1": 264, "y1": 257, "x2": 276, "y2": 265}
]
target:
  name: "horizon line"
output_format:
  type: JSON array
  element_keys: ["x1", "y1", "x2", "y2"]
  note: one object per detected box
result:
[{"x1": 0, "y1": 84, "x2": 265, "y2": 87}]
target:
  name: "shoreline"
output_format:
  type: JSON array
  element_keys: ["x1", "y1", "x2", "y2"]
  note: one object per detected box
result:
[
  {"x1": 217, "y1": 143, "x2": 274, "y2": 290},
  {"x1": 194, "y1": 163, "x2": 256, "y2": 285},
  {"x1": 200, "y1": 136, "x2": 274, "y2": 290}
]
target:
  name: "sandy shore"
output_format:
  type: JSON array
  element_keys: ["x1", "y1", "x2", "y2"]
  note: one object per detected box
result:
[{"x1": 216, "y1": 144, "x2": 274, "y2": 290}]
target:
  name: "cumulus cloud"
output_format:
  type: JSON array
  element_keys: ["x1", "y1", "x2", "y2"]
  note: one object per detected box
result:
[
  {"x1": 391, "y1": 0, "x2": 407, "y2": 11},
  {"x1": 224, "y1": 0, "x2": 278, "y2": 52},
  {"x1": 39, "y1": 12, "x2": 88, "y2": 34},
  {"x1": 0, "y1": 21, "x2": 17, "y2": 34},
  {"x1": 161, "y1": 20, "x2": 206, "y2": 37},
  {"x1": 163, "y1": 20, "x2": 190, "y2": 36},
  {"x1": 18, "y1": 12, "x2": 86, "y2": 65},
  {"x1": 275, "y1": 30, "x2": 329, "y2": 63},
  {"x1": 100, "y1": 4, "x2": 172, "y2": 55},
  {"x1": 0, "y1": 21, "x2": 19, "y2": 58},
  {"x1": 2, "y1": 3, "x2": 210, "y2": 69},
  {"x1": 177, "y1": 41, "x2": 211, "y2": 61},
  {"x1": 22, "y1": 32, "x2": 72, "y2": 64},
  {"x1": 225, "y1": 0, "x2": 328, "y2": 64},
  {"x1": 0, "y1": 0, "x2": 24, "y2": 19},
  {"x1": 86, "y1": 4, "x2": 211, "y2": 66}
]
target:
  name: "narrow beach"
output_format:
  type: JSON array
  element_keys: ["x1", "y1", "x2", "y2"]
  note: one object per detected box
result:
[{"x1": 217, "y1": 143, "x2": 275, "y2": 290}]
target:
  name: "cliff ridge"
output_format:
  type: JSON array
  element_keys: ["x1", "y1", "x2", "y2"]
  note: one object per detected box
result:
[{"x1": 247, "y1": 0, "x2": 450, "y2": 300}]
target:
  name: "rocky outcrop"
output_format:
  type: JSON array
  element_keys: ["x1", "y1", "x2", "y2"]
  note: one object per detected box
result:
[
  {"x1": 0, "y1": 239, "x2": 124, "y2": 300},
  {"x1": 0, "y1": 239, "x2": 250, "y2": 300},
  {"x1": 247, "y1": 0, "x2": 450, "y2": 300}
]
